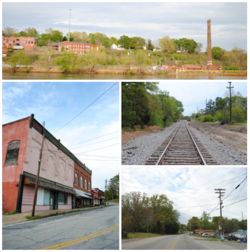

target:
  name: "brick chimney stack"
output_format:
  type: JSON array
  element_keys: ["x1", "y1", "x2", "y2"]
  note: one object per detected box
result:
[{"x1": 207, "y1": 19, "x2": 212, "y2": 65}]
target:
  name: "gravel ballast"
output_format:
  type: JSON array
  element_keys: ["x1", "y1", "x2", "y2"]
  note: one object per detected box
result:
[{"x1": 122, "y1": 122, "x2": 247, "y2": 165}]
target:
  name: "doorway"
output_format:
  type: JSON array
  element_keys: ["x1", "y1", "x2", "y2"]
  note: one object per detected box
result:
[{"x1": 50, "y1": 191, "x2": 58, "y2": 210}]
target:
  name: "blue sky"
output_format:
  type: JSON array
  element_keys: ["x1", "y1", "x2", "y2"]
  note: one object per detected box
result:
[
  {"x1": 158, "y1": 82, "x2": 247, "y2": 116},
  {"x1": 2, "y1": 2, "x2": 247, "y2": 51},
  {"x1": 122, "y1": 167, "x2": 247, "y2": 224},
  {"x1": 2, "y1": 82, "x2": 120, "y2": 191}
]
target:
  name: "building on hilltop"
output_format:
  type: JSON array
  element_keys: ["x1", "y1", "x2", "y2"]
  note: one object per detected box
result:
[
  {"x1": 2, "y1": 36, "x2": 35, "y2": 50},
  {"x1": 58, "y1": 40, "x2": 100, "y2": 54},
  {"x1": 2, "y1": 114, "x2": 93, "y2": 213}
]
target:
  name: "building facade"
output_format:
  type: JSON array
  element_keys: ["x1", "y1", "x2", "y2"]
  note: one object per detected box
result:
[
  {"x1": 73, "y1": 161, "x2": 92, "y2": 208},
  {"x1": 58, "y1": 41, "x2": 100, "y2": 55},
  {"x1": 2, "y1": 114, "x2": 92, "y2": 213},
  {"x1": 2, "y1": 37, "x2": 35, "y2": 50}
]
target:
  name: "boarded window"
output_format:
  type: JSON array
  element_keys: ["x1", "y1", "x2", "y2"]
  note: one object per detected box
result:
[
  {"x1": 80, "y1": 177, "x2": 83, "y2": 188},
  {"x1": 5, "y1": 140, "x2": 20, "y2": 166},
  {"x1": 85, "y1": 179, "x2": 87, "y2": 190}
]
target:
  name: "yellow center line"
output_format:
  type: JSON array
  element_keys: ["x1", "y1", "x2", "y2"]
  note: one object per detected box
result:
[
  {"x1": 38, "y1": 224, "x2": 119, "y2": 250},
  {"x1": 168, "y1": 235, "x2": 181, "y2": 250}
]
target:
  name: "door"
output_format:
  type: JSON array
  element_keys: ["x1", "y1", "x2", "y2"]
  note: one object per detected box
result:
[{"x1": 50, "y1": 191, "x2": 58, "y2": 210}]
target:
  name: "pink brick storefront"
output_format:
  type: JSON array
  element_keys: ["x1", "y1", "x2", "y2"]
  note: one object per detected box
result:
[{"x1": 2, "y1": 114, "x2": 92, "y2": 213}]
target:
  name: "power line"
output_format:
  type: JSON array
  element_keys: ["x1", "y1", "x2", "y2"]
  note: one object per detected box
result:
[
  {"x1": 223, "y1": 176, "x2": 247, "y2": 202},
  {"x1": 53, "y1": 82, "x2": 118, "y2": 134},
  {"x1": 74, "y1": 143, "x2": 119, "y2": 154},
  {"x1": 68, "y1": 130, "x2": 119, "y2": 147},
  {"x1": 70, "y1": 137, "x2": 118, "y2": 150}
]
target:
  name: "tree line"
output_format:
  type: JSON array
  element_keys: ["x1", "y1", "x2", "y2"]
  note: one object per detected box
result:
[
  {"x1": 105, "y1": 174, "x2": 119, "y2": 201},
  {"x1": 193, "y1": 91, "x2": 247, "y2": 124},
  {"x1": 122, "y1": 82, "x2": 184, "y2": 128},
  {"x1": 122, "y1": 192, "x2": 180, "y2": 234},
  {"x1": 3, "y1": 27, "x2": 247, "y2": 70},
  {"x1": 186, "y1": 211, "x2": 247, "y2": 234}
]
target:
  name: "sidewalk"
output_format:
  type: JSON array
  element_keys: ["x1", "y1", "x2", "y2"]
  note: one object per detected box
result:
[{"x1": 2, "y1": 206, "x2": 105, "y2": 226}]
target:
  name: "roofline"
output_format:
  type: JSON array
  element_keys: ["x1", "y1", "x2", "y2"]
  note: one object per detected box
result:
[{"x1": 2, "y1": 115, "x2": 30, "y2": 127}]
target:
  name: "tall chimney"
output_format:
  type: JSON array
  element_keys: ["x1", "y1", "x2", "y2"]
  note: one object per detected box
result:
[{"x1": 207, "y1": 19, "x2": 212, "y2": 65}]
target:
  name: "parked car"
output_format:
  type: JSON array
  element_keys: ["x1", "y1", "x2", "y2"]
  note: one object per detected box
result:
[
  {"x1": 227, "y1": 235, "x2": 239, "y2": 241},
  {"x1": 202, "y1": 233, "x2": 209, "y2": 237}
]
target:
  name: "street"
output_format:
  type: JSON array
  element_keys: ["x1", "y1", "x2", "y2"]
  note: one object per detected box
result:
[
  {"x1": 2, "y1": 203, "x2": 119, "y2": 250},
  {"x1": 122, "y1": 234, "x2": 247, "y2": 250}
]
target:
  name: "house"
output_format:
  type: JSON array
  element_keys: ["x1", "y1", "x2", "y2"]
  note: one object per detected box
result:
[
  {"x1": 110, "y1": 44, "x2": 125, "y2": 50},
  {"x1": 73, "y1": 160, "x2": 92, "y2": 208},
  {"x1": 230, "y1": 230, "x2": 247, "y2": 238},
  {"x1": 2, "y1": 46, "x2": 7, "y2": 57},
  {"x1": 2, "y1": 114, "x2": 93, "y2": 213},
  {"x1": 193, "y1": 229, "x2": 204, "y2": 235},
  {"x1": 58, "y1": 40, "x2": 100, "y2": 55},
  {"x1": 2, "y1": 36, "x2": 35, "y2": 50}
]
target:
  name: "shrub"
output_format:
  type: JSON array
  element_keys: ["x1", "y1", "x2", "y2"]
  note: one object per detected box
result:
[
  {"x1": 199, "y1": 114, "x2": 214, "y2": 122},
  {"x1": 214, "y1": 111, "x2": 224, "y2": 121}
]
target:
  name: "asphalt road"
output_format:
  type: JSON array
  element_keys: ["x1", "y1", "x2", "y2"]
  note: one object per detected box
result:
[
  {"x1": 3, "y1": 203, "x2": 119, "y2": 250},
  {"x1": 122, "y1": 234, "x2": 247, "y2": 250}
]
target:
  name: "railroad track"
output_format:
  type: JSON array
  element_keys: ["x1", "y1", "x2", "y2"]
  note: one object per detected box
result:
[{"x1": 145, "y1": 120, "x2": 218, "y2": 165}]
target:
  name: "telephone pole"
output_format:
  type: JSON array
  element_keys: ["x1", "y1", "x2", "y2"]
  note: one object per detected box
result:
[
  {"x1": 226, "y1": 82, "x2": 234, "y2": 123},
  {"x1": 31, "y1": 121, "x2": 46, "y2": 217},
  {"x1": 215, "y1": 188, "x2": 225, "y2": 235}
]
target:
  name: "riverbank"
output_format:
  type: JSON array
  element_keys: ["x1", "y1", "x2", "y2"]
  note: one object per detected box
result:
[{"x1": 2, "y1": 66, "x2": 247, "y2": 77}]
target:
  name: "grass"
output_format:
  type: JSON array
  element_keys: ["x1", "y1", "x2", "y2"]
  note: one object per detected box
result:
[
  {"x1": 126, "y1": 232, "x2": 165, "y2": 239},
  {"x1": 3, "y1": 210, "x2": 19, "y2": 215},
  {"x1": 109, "y1": 198, "x2": 119, "y2": 203},
  {"x1": 26, "y1": 215, "x2": 41, "y2": 220}
]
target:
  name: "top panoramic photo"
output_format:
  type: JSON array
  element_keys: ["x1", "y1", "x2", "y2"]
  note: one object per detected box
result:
[{"x1": 2, "y1": 2, "x2": 247, "y2": 80}]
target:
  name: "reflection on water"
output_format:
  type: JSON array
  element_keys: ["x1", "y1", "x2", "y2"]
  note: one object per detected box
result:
[{"x1": 2, "y1": 72, "x2": 247, "y2": 80}]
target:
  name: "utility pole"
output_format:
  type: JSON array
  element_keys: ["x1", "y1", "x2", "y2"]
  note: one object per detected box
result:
[
  {"x1": 226, "y1": 82, "x2": 234, "y2": 123},
  {"x1": 32, "y1": 122, "x2": 46, "y2": 217},
  {"x1": 68, "y1": 9, "x2": 71, "y2": 42},
  {"x1": 215, "y1": 188, "x2": 225, "y2": 235}
]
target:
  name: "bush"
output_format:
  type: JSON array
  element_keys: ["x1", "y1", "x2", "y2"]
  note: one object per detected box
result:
[
  {"x1": 199, "y1": 114, "x2": 214, "y2": 122},
  {"x1": 149, "y1": 111, "x2": 164, "y2": 127},
  {"x1": 214, "y1": 111, "x2": 224, "y2": 121}
]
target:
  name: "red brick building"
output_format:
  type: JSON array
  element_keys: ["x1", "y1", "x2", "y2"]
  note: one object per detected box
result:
[
  {"x1": 58, "y1": 41, "x2": 100, "y2": 55},
  {"x1": 91, "y1": 188, "x2": 105, "y2": 206},
  {"x1": 2, "y1": 36, "x2": 35, "y2": 50},
  {"x1": 2, "y1": 114, "x2": 93, "y2": 213},
  {"x1": 72, "y1": 161, "x2": 92, "y2": 208}
]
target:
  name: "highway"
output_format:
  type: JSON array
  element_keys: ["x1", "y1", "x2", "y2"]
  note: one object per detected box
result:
[{"x1": 122, "y1": 233, "x2": 247, "y2": 250}]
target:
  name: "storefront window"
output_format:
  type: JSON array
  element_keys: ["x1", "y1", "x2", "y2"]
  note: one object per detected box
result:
[
  {"x1": 44, "y1": 190, "x2": 50, "y2": 205},
  {"x1": 58, "y1": 192, "x2": 68, "y2": 204}
]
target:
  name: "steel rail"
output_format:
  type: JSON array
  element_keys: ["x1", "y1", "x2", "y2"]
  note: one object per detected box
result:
[
  {"x1": 184, "y1": 121, "x2": 207, "y2": 165},
  {"x1": 155, "y1": 121, "x2": 182, "y2": 165}
]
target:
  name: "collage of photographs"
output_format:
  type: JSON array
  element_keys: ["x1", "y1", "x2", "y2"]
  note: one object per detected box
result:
[{"x1": 1, "y1": 1, "x2": 248, "y2": 251}]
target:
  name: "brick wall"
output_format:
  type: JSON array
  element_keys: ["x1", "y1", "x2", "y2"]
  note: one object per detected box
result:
[
  {"x1": 74, "y1": 162, "x2": 91, "y2": 193},
  {"x1": 2, "y1": 117, "x2": 30, "y2": 212}
]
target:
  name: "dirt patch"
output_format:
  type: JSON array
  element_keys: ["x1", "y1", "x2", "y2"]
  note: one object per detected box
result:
[
  {"x1": 122, "y1": 126, "x2": 162, "y2": 144},
  {"x1": 188, "y1": 121, "x2": 247, "y2": 154}
]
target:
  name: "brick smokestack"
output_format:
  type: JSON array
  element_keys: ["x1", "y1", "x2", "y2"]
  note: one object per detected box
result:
[{"x1": 207, "y1": 19, "x2": 212, "y2": 65}]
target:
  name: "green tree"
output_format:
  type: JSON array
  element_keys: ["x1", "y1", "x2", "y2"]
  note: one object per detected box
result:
[
  {"x1": 147, "y1": 39, "x2": 154, "y2": 51},
  {"x1": 24, "y1": 27, "x2": 40, "y2": 39},
  {"x1": 39, "y1": 47, "x2": 55, "y2": 71},
  {"x1": 3, "y1": 27, "x2": 18, "y2": 37},
  {"x1": 212, "y1": 46, "x2": 225, "y2": 60},
  {"x1": 159, "y1": 36, "x2": 175, "y2": 52},
  {"x1": 199, "y1": 211, "x2": 211, "y2": 230},
  {"x1": 118, "y1": 35, "x2": 131, "y2": 49}
]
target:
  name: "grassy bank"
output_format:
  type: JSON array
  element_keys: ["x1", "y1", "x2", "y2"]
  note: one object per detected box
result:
[{"x1": 125, "y1": 232, "x2": 165, "y2": 239}]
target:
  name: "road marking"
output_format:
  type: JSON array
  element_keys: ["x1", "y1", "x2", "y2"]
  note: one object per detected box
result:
[
  {"x1": 168, "y1": 235, "x2": 181, "y2": 250},
  {"x1": 37, "y1": 224, "x2": 119, "y2": 250}
]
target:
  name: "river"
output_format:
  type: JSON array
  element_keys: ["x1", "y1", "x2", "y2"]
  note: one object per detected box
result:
[{"x1": 2, "y1": 72, "x2": 247, "y2": 80}]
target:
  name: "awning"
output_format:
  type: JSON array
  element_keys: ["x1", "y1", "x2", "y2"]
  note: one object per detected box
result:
[
  {"x1": 73, "y1": 188, "x2": 93, "y2": 199},
  {"x1": 99, "y1": 196, "x2": 105, "y2": 199},
  {"x1": 23, "y1": 171, "x2": 75, "y2": 195}
]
